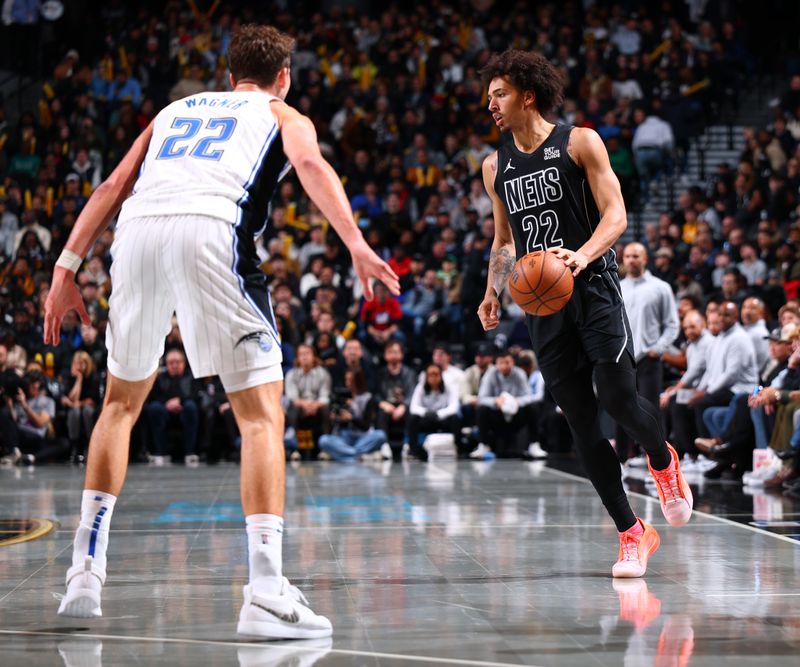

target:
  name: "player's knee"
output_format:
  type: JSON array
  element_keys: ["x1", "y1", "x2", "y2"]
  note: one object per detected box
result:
[
  {"x1": 239, "y1": 412, "x2": 284, "y2": 440},
  {"x1": 102, "y1": 398, "x2": 142, "y2": 426}
]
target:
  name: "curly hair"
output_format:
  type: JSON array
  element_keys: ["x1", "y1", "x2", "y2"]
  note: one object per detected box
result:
[
  {"x1": 480, "y1": 49, "x2": 566, "y2": 115},
  {"x1": 228, "y1": 24, "x2": 295, "y2": 88}
]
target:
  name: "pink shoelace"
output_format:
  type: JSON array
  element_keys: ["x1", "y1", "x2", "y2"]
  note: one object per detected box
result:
[
  {"x1": 654, "y1": 466, "x2": 682, "y2": 503},
  {"x1": 619, "y1": 531, "x2": 640, "y2": 562}
]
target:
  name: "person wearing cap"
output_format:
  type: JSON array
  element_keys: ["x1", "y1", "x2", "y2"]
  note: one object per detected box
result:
[{"x1": 745, "y1": 324, "x2": 800, "y2": 448}]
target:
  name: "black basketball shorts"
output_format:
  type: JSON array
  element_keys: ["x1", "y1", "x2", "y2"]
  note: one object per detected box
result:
[{"x1": 525, "y1": 270, "x2": 634, "y2": 387}]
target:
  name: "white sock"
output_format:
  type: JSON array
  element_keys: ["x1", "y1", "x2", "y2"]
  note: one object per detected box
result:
[
  {"x1": 246, "y1": 513, "x2": 284, "y2": 595},
  {"x1": 71, "y1": 490, "x2": 117, "y2": 574}
]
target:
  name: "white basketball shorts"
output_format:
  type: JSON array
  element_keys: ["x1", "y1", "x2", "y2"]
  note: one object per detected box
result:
[{"x1": 105, "y1": 214, "x2": 283, "y2": 392}]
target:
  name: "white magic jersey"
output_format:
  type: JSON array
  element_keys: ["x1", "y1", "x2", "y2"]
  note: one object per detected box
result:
[{"x1": 119, "y1": 91, "x2": 290, "y2": 228}]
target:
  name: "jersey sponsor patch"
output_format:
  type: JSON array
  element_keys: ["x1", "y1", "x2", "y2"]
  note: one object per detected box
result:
[{"x1": 543, "y1": 147, "x2": 561, "y2": 160}]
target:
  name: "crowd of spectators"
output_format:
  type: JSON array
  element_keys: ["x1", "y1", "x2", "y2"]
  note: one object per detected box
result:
[{"x1": 0, "y1": 2, "x2": 798, "y2": 487}]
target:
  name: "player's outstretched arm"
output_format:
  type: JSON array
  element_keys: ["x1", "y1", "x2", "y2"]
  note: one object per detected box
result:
[
  {"x1": 478, "y1": 152, "x2": 516, "y2": 331},
  {"x1": 44, "y1": 123, "x2": 154, "y2": 346},
  {"x1": 551, "y1": 127, "x2": 627, "y2": 276},
  {"x1": 271, "y1": 101, "x2": 399, "y2": 300}
]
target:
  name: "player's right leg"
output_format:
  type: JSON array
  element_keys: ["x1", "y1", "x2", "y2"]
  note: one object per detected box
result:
[
  {"x1": 224, "y1": 376, "x2": 332, "y2": 639},
  {"x1": 544, "y1": 363, "x2": 660, "y2": 577},
  {"x1": 58, "y1": 372, "x2": 157, "y2": 618}
]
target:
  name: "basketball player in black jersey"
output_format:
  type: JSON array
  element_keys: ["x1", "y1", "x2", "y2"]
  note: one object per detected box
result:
[{"x1": 476, "y1": 49, "x2": 693, "y2": 578}]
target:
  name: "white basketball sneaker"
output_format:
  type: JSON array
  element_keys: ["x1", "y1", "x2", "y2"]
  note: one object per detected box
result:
[
  {"x1": 237, "y1": 578, "x2": 332, "y2": 640},
  {"x1": 57, "y1": 556, "x2": 105, "y2": 618}
]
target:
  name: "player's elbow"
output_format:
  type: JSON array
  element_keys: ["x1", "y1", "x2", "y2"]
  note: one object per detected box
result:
[{"x1": 293, "y1": 154, "x2": 327, "y2": 180}]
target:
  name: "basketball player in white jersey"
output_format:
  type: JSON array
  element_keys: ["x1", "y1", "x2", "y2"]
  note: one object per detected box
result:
[{"x1": 44, "y1": 24, "x2": 399, "y2": 639}]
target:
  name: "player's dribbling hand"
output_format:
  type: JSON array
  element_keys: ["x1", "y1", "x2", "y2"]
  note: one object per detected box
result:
[
  {"x1": 478, "y1": 293, "x2": 501, "y2": 331},
  {"x1": 549, "y1": 248, "x2": 589, "y2": 277},
  {"x1": 43, "y1": 267, "x2": 92, "y2": 346},
  {"x1": 350, "y1": 240, "x2": 400, "y2": 301}
]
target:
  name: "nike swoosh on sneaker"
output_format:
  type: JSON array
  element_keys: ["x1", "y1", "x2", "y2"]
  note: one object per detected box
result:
[{"x1": 251, "y1": 601, "x2": 300, "y2": 624}]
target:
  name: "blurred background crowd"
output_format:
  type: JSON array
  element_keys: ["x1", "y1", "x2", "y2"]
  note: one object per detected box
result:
[{"x1": 0, "y1": 1, "x2": 799, "y2": 493}]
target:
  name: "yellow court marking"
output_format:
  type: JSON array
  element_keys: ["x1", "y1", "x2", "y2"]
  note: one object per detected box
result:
[{"x1": 0, "y1": 519, "x2": 58, "y2": 547}]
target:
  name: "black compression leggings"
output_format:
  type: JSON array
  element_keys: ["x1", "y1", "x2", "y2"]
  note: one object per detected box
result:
[{"x1": 545, "y1": 354, "x2": 670, "y2": 532}]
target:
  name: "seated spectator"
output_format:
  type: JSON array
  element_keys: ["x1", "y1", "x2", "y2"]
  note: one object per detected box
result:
[
  {"x1": 284, "y1": 343, "x2": 332, "y2": 451},
  {"x1": 0, "y1": 372, "x2": 65, "y2": 465},
  {"x1": 678, "y1": 302, "x2": 758, "y2": 449},
  {"x1": 144, "y1": 348, "x2": 200, "y2": 465},
  {"x1": 78, "y1": 322, "x2": 108, "y2": 372},
  {"x1": 360, "y1": 281, "x2": 403, "y2": 353},
  {"x1": 407, "y1": 363, "x2": 461, "y2": 461},
  {"x1": 298, "y1": 226, "x2": 327, "y2": 273},
  {"x1": 427, "y1": 343, "x2": 465, "y2": 391},
  {"x1": 168, "y1": 63, "x2": 206, "y2": 102},
  {"x1": 80, "y1": 280, "x2": 109, "y2": 324},
  {"x1": 460, "y1": 341, "x2": 495, "y2": 429},
  {"x1": 515, "y1": 350, "x2": 556, "y2": 458},
  {"x1": 401, "y1": 268, "x2": 445, "y2": 344},
  {"x1": 697, "y1": 323, "x2": 798, "y2": 479},
  {"x1": 336, "y1": 338, "x2": 377, "y2": 390},
  {"x1": 197, "y1": 377, "x2": 239, "y2": 464},
  {"x1": 375, "y1": 340, "x2": 417, "y2": 450},
  {"x1": 318, "y1": 369, "x2": 388, "y2": 462},
  {"x1": 313, "y1": 330, "x2": 342, "y2": 376},
  {"x1": 737, "y1": 242, "x2": 768, "y2": 286},
  {"x1": 471, "y1": 350, "x2": 536, "y2": 459},
  {"x1": 61, "y1": 351, "x2": 100, "y2": 459},
  {"x1": 741, "y1": 297, "x2": 770, "y2": 371},
  {"x1": 662, "y1": 310, "x2": 714, "y2": 459}
]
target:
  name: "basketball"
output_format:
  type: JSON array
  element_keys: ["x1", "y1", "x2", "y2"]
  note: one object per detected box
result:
[{"x1": 508, "y1": 251, "x2": 574, "y2": 316}]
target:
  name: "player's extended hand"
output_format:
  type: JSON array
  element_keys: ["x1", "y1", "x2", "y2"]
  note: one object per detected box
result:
[
  {"x1": 549, "y1": 247, "x2": 589, "y2": 277},
  {"x1": 477, "y1": 292, "x2": 501, "y2": 331},
  {"x1": 44, "y1": 267, "x2": 91, "y2": 346},
  {"x1": 350, "y1": 240, "x2": 400, "y2": 301}
]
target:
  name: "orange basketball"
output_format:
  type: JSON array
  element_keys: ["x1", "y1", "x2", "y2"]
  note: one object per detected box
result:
[{"x1": 508, "y1": 251, "x2": 574, "y2": 316}]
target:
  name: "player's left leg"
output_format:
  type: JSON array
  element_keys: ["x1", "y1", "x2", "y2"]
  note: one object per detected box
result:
[
  {"x1": 595, "y1": 355, "x2": 693, "y2": 527},
  {"x1": 224, "y1": 371, "x2": 332, "y2": 640}
]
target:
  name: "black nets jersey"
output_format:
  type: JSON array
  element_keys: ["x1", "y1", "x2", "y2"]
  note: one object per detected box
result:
[{"x1": 493, "y1": 124, "x2": 617, "y2": 274}]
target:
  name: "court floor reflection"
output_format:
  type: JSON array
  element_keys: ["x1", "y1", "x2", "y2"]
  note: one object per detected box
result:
[{"x1": 0, "y1": 459, "x2": 798, "y2": 666}]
